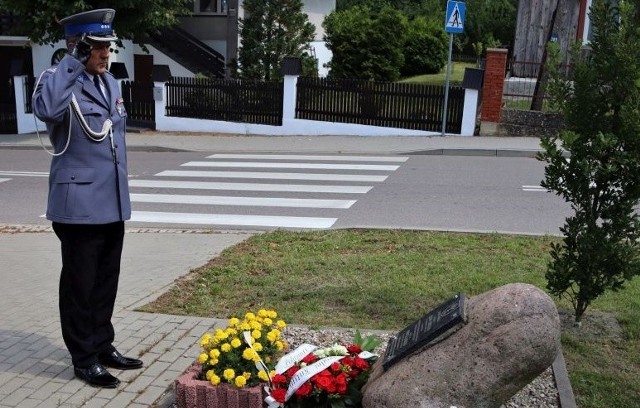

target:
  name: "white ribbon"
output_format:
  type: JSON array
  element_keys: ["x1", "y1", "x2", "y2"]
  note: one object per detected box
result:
[
  {"x1": 274, "y1": 343, "x2": 317, "y2": 374},
  {"x1": 284, "y1": 355, "x2": 344, "y2": 401},
  {"x1": 243, "y1": 331, "x2": 271, "y2": 386},
  {"x1": 264, "y1": 343, "x2": 377, "y2": 407}
]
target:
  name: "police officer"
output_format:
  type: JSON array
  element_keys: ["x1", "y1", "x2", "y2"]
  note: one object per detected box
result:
[{"x1": 32, "y1": 8, "x2": 142, "y2": 388}]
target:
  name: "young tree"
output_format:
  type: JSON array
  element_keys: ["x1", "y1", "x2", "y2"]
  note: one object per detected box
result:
[
  {"x1": 235, "y1": 0, "x2": 316, "y2": 80},
  {"x1": 0, "y1": 0, "x2": 190, "y2": 45},
  {"x1": 538, "y1": 0, "x2": 640, "y2": 324}
]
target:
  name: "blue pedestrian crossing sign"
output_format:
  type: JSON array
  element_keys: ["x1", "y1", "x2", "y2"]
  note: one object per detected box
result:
[{"x1": 445, "y1": 1, "x2": 465, "y2": 34}]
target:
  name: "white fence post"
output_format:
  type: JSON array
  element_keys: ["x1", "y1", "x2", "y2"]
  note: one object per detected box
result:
[
  {"x1": 282, "y1": 74, "x2": 299, "y2": 121},
  {"x1": 460, "y1": 67, "x2": 484, "y2": 136},
  {"x1": 153, "y1": 81, "x2": 167, "y2": 129},
  {"x1": 461, "y1": 88, "x2": 479, "y2": 136}
]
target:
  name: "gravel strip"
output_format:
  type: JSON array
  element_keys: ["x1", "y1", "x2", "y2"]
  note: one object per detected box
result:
[{"x1": 284, "y1": 326, "x2": 560, "y2": 408}]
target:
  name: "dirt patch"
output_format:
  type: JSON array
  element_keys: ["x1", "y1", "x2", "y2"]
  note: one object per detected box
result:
[{"x1": 558, "y1": 308, "x2": 624, "y2": 341}]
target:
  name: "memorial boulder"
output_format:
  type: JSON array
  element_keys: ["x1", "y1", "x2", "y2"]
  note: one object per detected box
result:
[{"x1": 362, "y1": 283, "x2": 561, "y2": 408}]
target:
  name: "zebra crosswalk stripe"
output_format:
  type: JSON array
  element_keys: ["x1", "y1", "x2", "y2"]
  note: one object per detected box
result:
[
  {"x1": 130, "y1": 193, "x2": 356, "y2": 209},
  {"x1": 130, "y1": 211, "x2": 337, "y2": 229},
  {"x1": 128, "y1": 179, "x2": 372, "y2": 194}
]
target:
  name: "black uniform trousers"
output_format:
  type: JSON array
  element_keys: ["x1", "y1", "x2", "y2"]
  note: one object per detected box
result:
[{"x1": 52, "y1": 221, "x2": 124, "y2": 368}]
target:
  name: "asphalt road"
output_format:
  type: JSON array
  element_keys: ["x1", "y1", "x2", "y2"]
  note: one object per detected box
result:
[{"x1": 0, "y1": 149, "x2": 569, "y2": 235}]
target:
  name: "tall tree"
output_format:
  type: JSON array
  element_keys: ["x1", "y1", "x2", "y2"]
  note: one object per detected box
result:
[
  {"x1": 0, "y1": 0, "x2": 190, "y2": 45},
  {"x1": 539, "y1": 0, "x2": 640, "y2": 324},
  {"x1": 235, "y1": 0, "x2": 315, "y2": 80}
]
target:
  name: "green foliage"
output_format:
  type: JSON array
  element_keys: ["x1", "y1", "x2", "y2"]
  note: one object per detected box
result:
[
  {"x1": 542, "y1": 41, "x2": 576, "y2": 113},
  {"x1": 538, "y1": 0, "x2": 640, "y2": 323},
  {"x1": 0, "y1": 0, "x2": 190, "y2": 45},
  {"x1": 323, "y1": 5, "x2": 407, "y2": 81},
  {"x1": 337, "y1": 0, "x2": 444, "y2": 18},
  {"x1": 464, "y1": 0, "x2": 517, "y2": 50},
  {"x1": 353, "y1": 329, "x2": 383, "y2": 352},
  {"x1": 401, "y1": 16, "x2": 448, "y2": 76},
  {"x1": 235, "y1": 0, "x2": 315, "y2": 80}
]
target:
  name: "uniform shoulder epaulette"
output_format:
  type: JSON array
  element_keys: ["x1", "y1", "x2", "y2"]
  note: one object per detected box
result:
[{"x1": 46, "y1": 66, "x2": 58, "y2": 74}]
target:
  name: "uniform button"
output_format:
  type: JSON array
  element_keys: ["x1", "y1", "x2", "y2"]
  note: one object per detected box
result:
[
  {"x1": 71, "y1": 176, "x2": 75, "y2": 180},
  {"x1": 67, "y1": 68, "x2": 73, "y2": 73},
  {"x1": 114, "y1": 144, "x2": 118, "y2": 148}
]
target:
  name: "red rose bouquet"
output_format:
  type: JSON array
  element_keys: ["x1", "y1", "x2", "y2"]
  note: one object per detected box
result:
[{"x1": 265, "y1": 332, "x2": 380, "y2": 408}]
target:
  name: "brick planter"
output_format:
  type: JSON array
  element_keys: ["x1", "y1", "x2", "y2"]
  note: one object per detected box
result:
[{"x1": 175, "y1": 363, "x2": 264, "y2": 408}]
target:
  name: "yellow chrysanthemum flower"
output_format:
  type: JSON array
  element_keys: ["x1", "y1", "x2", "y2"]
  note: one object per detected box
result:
[
  {"x1": 245, "y1": 312, "x2": 256, "y2": 321},
  {"x1": 223, "y1": 368, "x2": 235, "y2": 381},
  {"x1": 270, "y1": 328, "x2": 281, "y2": 337},
  {"x1": 209, "y1": 358, "x2": 219, "y2": 366},
  {"x1": 230, "y1": 338, "x2": 242, "y2": 348},
  {"x1": 239, "y1": 322, "x2": 251, "y2": 331},
  {"x1": 229, "y1": 317, "x2": 240, "y2": 326},
  {"x1": 253, "y1": 342, "x2": 263, "y2": 352},
  {"x1": 243, "y1": 372, "x2": 251, "y2": 379},
  {"x1": 214, "y1": 329, "x2": 228, "y2": 341},
  {"x1": 258, "y1": 370, "x2": 269, "y2": 381},
  {"x1": 263, "y1": 317, "x2": 273, "y2": 326},
  {"x1": 210, "y1": 374, "x2": 221, "y2": 386},
  {"x1": 198, "y1": 353, "x2": 208, "y2": 364},
  {"x1": 205, "y1": 370, "x2": 215, "y2": 380},
  {"x1": 275, "y1": 341, "x2": 284, "y2": 351},
  {"x1": 225, "y1": 327, "x2": 238, "y2": 336},
  {"x1": 249, "y1": 320, "x2": 262, "y2": 330},
  {"x1": 276, "y1": 320, "x2": 286, "y2": 329},
  {"x1": 209, "y1": 349, "x2": 220, "y2": 359},
  {"x1": 234, "y1": 375, "x2": 247, "y2": 387},
  {"x1": 267, "y1": 310, "x2": 277, "y2": 319},
  {"x1": 199, "y1": 333, "x2": 212, "y2": 347},
  {"x1": 221, "y1": 343, "x2": 231, "y2": 352},
  {"x1": 242, "y1": 348, "x2": 256, "y2": 361},
  {"x1": 257, "y1": 309, "x2": 269, "y2": 318},
  {"x1": 251, "y1": 329, "x2": 261, "y2": 339}
]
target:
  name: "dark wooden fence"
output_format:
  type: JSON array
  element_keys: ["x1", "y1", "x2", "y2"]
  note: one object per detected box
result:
[
  {"x1": 165, "y1": 77, "x2": 283, "y2": 126},
  {"x1": 121, "y1": 81, "x2": 155, "y2": 129},
  {"x1": 295, "y1": 78, "x2": 465, "y2": 133}
]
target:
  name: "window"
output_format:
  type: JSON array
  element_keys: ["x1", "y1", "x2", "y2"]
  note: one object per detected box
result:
[{"x1": 193, "y1": 0, "x2": 227, "y2": 14}]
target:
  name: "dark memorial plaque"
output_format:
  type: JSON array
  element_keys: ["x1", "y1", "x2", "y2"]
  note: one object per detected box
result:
[{"x1": 383, "y1": 293, "x2": 466, "y2": 370}]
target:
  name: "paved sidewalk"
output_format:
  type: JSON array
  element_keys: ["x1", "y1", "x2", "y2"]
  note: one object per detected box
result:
[
  {"x1": 0, "y1": 227, "x2": 252, "y2": 408},
  {"x1": 0, "y1": 130, "x2": 544, "y2": 156}
]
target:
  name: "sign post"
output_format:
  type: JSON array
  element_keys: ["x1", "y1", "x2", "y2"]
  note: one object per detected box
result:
[{"x1": 442, "y1": 1, "x2": 466, "y2": 136}]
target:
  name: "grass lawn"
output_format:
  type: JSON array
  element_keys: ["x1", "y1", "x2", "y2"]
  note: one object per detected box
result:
[
  {"x1": 140, "y1": 229, "x2": 640, "y2": 408},
  {"x1": 399, "y1": 62, "x2": 477, "y2": 85}
]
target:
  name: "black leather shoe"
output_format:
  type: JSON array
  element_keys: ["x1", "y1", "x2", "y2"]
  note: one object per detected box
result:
[
  {"x1": 98, "y1": 350, "x2": 143, "y2": 370},
  {"x1": 74, "y1": 363, "x2": 120, "y2": 388}
]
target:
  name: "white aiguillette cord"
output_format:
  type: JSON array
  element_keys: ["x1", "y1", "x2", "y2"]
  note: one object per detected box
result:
[{"x1": 33, "y1": 71, "x2": 113, "y2": 157}]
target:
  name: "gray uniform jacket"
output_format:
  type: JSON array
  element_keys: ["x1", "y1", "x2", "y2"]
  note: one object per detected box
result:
[{"x1": 32, "y1": 55, "x2": 131, "y2": 224}]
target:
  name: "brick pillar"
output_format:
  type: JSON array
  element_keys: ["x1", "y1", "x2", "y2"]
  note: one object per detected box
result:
[{"x1": 480, "y1": 48, "x2": 508, "y2": 124}]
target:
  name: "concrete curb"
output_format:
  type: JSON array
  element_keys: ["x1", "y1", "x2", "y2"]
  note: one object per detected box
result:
[{"x1": 552, "y1": 349, "x2": 578, "y2": 408}]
